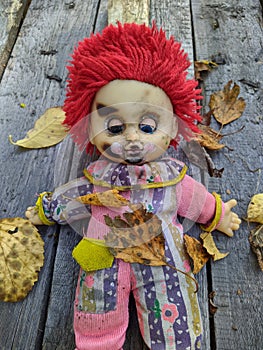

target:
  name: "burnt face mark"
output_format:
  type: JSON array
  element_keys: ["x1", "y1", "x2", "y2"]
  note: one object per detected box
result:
[{"x1": 96, "y1": 103, "x2": 119, "y2": 117}]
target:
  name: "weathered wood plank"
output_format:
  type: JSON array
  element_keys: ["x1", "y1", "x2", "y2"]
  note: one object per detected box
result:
[
  {"x1": 0, "y1": 0, "x2": 31, "y2": 80},
  {"x1": 108, "y1": 0, "x2": 150, "y2": 24},
  {"x1": 0, "y1": 0, "x2": 101, "y2": 349},
  {"x1": 191, "y1": 0, "x2": 263, "y2": 349},
  {"x1": 151, "y1": 1, "x2": 211, "y2": 349}
]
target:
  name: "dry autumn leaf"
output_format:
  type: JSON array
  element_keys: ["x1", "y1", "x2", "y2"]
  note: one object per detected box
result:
[
  {"x1": 248, "y1": 225, "x2": 263, "y2": 271},
  {"x1": 209, "y1": 80, "x2": 246, "y2": 126},
  {"x1": 104, "y1": 205, "x2": 199, "y2": 291},
  {"x1": 76, "y1": 189, "x2": 129, "y2": 207},
  {"x1": 194, "y1": 60, "x2": 218, "y2": 80},
  {"x1": 246, "y1": 193, "x2": 263, "y2": 224},
  {"x1": 9, "y1": 107, "x2": 68, "y2": 148},
  {"x1": 104, "y1": 204, "x2": 163, "y2": 249},
  {"x1": 184, "y1": 234, "x2": 210, "y2": 274},
  {"x1": 196, "y1": 124, "x2": 225, "y2": 150},
  {"x1": 200, "y1": 232, "x2": 229, "y2": 261},
  {"x1": 0, "y1": 218, "x2": 44, "y2": 302}
]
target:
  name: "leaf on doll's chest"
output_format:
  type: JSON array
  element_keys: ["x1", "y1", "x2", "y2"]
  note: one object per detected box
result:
[
  {"x1": 209, "y1": 80, "x2": 246, "y2": 126},
  {"x1": 110, "y1": 235, "x2": 166, "y2": 266},
  {"x1": 246, "y1": 194, "x2": 263, "y2": 224},
  {"x1": 104, "y1": 204, "x2": 165, "y2": 265},
  {"x1": 248, "y1": 225, "x2": 263, "y2": 271},
  {"x1": 0, "y1": 218, "x2": 44, "y2": 302},
  {"x1": 104, "y1": 204, "x2": 163, "y2": 248},
  {"x1": 9, "y1": 107, "x2": 68, "y2": 148},
  {"x1": 76, "y1": 189, "x2": 130, "y2": 207}
]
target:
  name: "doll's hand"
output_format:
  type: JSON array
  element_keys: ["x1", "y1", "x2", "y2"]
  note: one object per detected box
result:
[
  {"x1": 25, "y1": 206, "x2": 44, "y2": 225},
  {"x1": 216, "y1": 199, "x2": 241, "y2": 237}
]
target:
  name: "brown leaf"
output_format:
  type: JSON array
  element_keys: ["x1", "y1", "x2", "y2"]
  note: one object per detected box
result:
[
  {"x1": 200, "y1": 110, "x2": 213, "y2": 126},
  {"x1": 110, "y1": 234, "x2": 166, "y2": 266},
  {"x1": 104, "y1": 204, "x2": 163, "y2": 249},
  {"x1": 76, "y1": 189, "x2": 129, "y2": 207},
  {"x1": 209, "y1": 80, "x2": 246, "y2": 126},
  {"x1": 184, "y1": 234, "x2": 210, "y2": 274},
  {"x1": 246, "y1": 194, "x2": 263, "y2": 224},
  {"x1": 200, "y1": 232, "x2": 229, "y2": 261},
  {"x1": 104, "y1": 204, "x2": 166, "y2": 265},
  {"x1": 0, "y1": 218, "x2": 44, "y2": 302},
  {"x1": 196, "y1": 124, "x2": 225, "y2": 150},
  {"x1": 248, "y1": 225, "x2": 263, "y2": 271},
  {"x1": 194, "y1": 60, "x2": 218, "y2": 80}
]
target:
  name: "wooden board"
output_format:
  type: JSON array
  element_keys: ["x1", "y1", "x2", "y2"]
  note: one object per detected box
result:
[
  {"x1": 2, "y1": 0, "x2": 262, "y2": 349},
  {"x1": 192, "y1": 0, "x2": 263, "y2": 349},
  {"x1": 0, "y1": 0, "x2": 31, "y2": 79}
]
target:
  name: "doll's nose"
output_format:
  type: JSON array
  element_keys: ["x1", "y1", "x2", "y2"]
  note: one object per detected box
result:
[{"x1": 125, "y1": 125, "x2": 139, "y2": 141}]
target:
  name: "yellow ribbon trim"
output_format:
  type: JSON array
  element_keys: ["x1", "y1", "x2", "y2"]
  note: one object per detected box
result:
[
  {"x1": 200, "y1": 192, "x2": 222, "y2": 232},
  {"x1": 83, "y1": 165, "x2": 188, "y2": 191},
  {"x1": 35, "y1": 192, "x2": 56, "y2": 226}
]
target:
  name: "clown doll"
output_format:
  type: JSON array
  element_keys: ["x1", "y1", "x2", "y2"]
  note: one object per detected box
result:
[{"x1": 26, "y1": 23, "x2": 241, "y2": 350}]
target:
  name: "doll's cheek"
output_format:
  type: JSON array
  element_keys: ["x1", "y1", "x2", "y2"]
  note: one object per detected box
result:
[
  {"x1": 144, "y1": 143, "x2": 156, "y2": 152},
  {"x1": 110, "y1": 142, "x2": 123, "y2": 155}
]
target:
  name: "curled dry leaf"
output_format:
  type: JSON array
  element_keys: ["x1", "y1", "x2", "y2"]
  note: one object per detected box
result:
[
  {"x1": 200, "y1": 232, "x2": 229, "y2": 261},
  {"x1": 76, "y1": 189, "x2": 129, "y2": 207},
  {"x1": 0, "y1": 218, "x2": 44, "y2": 302},
  {"x1": 194, "y1": 60, "x2": 218, "y2": 80},
  {"x1": 209, "y1": 80, "x2": 246, "y2": 126},
  {"x1": 248, "y1": 225, "x2": 263, "y2": 271},
  {"x1": 196, "y1": 124, "x2": 225, "y2": 150},
  {"x1": 9, "y1": 107, "x2": 68, "y2": 148},
  {"x1": 246, "y1": 193, "x2": 263, "y2": 224},
  {"x1": 184, "y1": 234, "x2": 210, "y2": 274}
]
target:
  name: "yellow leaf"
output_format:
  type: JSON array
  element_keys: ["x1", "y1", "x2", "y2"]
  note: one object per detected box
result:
[
  {"x1": 0, "y1": 218, "x2": 44, "y2": 302},
  {"x1": 209, "y1": 80, "x2": 246, "y2": 126},
  {"x1": 200, "y1": 232, "x2": 229, "y2": 261},
  {"x1": 184, "y1": 234, "x2": 210, "y2": 274},
  {"x1": 9, "y1": 107, "x2": 68, "y2": 148},
  {"x1": 76, "y1": 189, "x2": 130, "y2": 207},
  {"x1": 247, "y1": 194, "x2": 263, "y2": 224}
]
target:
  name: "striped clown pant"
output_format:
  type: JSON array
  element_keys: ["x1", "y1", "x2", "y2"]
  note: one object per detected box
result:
[{"x1": 74, "y1": 243, "x2": 202, "y2": 350}]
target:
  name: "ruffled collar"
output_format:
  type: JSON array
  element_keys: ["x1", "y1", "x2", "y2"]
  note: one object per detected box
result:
[{"x1": 84, "y1": 157, "x2": 187, "y2": 190}]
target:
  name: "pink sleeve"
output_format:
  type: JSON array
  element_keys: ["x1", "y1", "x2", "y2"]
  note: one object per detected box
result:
[{"x1": 176, "y1": 174, "x2": 225, "y2": 227}]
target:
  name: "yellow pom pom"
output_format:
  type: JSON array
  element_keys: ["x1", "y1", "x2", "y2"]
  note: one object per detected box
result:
[{"x1": 72, "y1": 238, "x2": 114, "y2": 271}]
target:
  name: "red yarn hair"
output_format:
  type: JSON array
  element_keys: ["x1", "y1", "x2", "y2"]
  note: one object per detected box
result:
[{"x1": 63, "y1": 22, "x2": 202, "y2": 151}]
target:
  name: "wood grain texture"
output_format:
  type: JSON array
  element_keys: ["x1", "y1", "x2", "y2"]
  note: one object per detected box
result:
[
  {"x1": 0, "y1": 0, "x2": 100, "y2": 349},
  {"x1": 191, "y1": 0, "x2": 263, "y2": 349},
  {"x1": 0, "y1": 0, "x2": 31, "y2": 79},
  {"x1": 108, "y1": 0, "x2": 150, "y2": 24}
]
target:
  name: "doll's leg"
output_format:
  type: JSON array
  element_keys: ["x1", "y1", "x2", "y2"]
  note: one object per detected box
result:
[
  {"x1": 74, "y1": 260, "x2": 131, "y2": 350},
  {"x1": 130, "y1": 247, "x2": 202, "y2": 349}
]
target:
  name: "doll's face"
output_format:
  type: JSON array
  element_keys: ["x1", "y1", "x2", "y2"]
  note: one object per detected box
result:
[{"x1": 89, "y1": 80, "x2": 177, "y2": 164}]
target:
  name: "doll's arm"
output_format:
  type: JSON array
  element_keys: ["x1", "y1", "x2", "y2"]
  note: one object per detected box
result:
[
  {"x1": 215, "y1": 199, "x2": 240, "y2": 237},
  {"x1": 176, "y1": 174, "x2": 241, "y2": 235},
  {"x1": 25, "y1": 177, "x2": 93, "y2": 226}
]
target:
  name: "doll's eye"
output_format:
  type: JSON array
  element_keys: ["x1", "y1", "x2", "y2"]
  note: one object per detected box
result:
[
  {"x1": 107, "y1": 118, "x2": 125, "y2": 134},
  {"x1": 139, "y1": 117, "x2": 157, "y2": 134}
]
